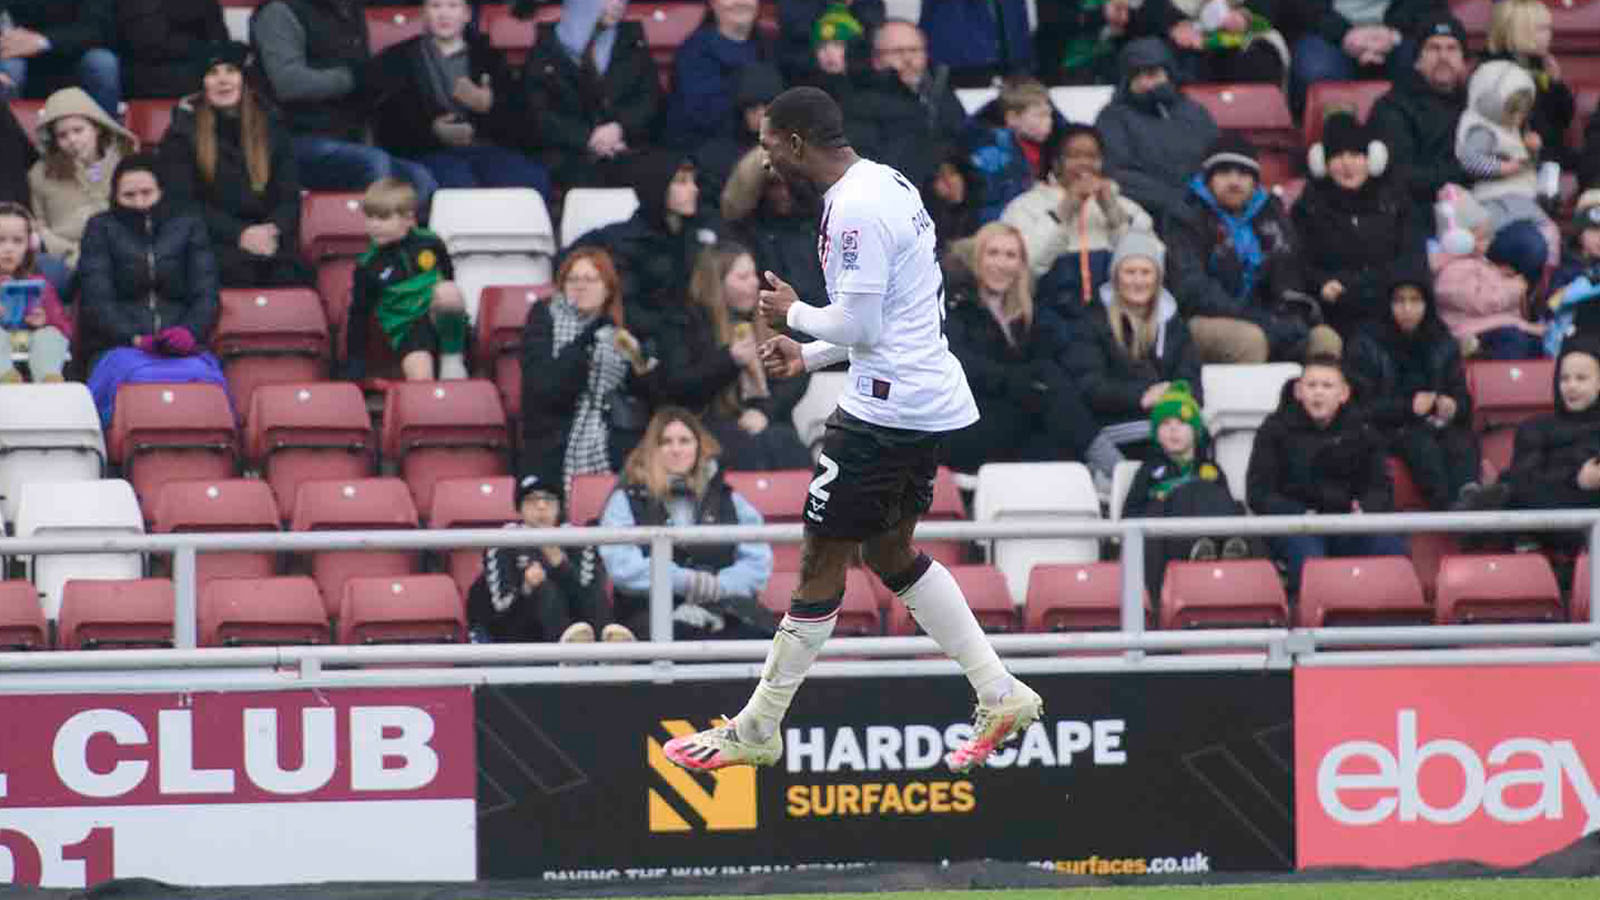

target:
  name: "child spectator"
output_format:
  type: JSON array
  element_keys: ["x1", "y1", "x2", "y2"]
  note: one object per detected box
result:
[
  {"x1": 0, "y1": 203, "x2": 72, "y2": 383},
  {"x1": 27, "y1": 87, "x2": 137, "y2": 267},
  {"x1": 345, "y1": 178, "x2": 470, "y2": 381},
  {"x1": 778, "y1": 0, "x2": 880, "y2": 83},
  {"x1": 1346, "y1": 268, "x2": 1488, "y2": 511},
  {"x1": 1122, "y1": 381, "x2": 1251, "y2": 594},
  {"x1": 1484, "y1": 0, "x2": 1574, "y2": 169},
  {"x1": 1454, "y1": 59, "x2": 1558, "y2": 267},
  {"x1": 1545, "y1": 196, "x2": 1600, "y2": 353},
  {"x1": 1497, "y1": 336, "x2": 1600, "y2": 557},
  {"x1": 1430, "y1": 184, "x2": 1545, "y2": 359},
  {"x1": 966, "y1": 77, "x2": 1054, "y2": 225},
  {"x1": 1293, "y1": 111, "x2": 1419, "y2": 338},
  {"x1": 467, "y1": 471, "x2": 634, "y2": 644},
  {"x1": 1065, "y1": 230, "x2": 1201, "y2": 482},
  {"x1": 807, "y1": 3, "x2": 866, "y2": 83},
  {"x1": 1246, "y1": 355, "x2": 1406, "y2": 592}
]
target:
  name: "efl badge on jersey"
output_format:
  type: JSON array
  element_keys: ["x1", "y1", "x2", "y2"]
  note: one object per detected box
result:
[
  {"x1": 417, "y1": 249, "x2": 437, "y2": 271},
  {"x1": 840, "y1": 229, "x2": 859, "y2": 271}
]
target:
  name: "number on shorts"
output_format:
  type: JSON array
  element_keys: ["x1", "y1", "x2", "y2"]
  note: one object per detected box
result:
[{"x1": 809, "y1": 453, "x2": 841, "y2": 502}]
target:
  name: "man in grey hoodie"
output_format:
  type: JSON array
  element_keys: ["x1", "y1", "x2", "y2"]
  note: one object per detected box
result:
[{"x1": 1094, "y1": 38, "x2": 1219, "y2": 227}]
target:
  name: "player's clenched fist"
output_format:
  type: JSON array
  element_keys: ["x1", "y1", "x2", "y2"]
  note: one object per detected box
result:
[
  {"x1": 758, "y1": 336, "x2": 805, "y2": 379},
  {"x1": 758, "y1": 270, "x2": 798, "y2": 327}
]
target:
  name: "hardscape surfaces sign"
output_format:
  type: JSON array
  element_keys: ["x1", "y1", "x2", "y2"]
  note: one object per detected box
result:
[
  {"x1": 1296, "y1": 664, "x2": 1600, "y2": 869},
  {"x1": 476, "y1": 672, "x2": 1294, "y2": 882},
  {"x1": 0, "y1": 688, "x2": 477, "y2": 887}
]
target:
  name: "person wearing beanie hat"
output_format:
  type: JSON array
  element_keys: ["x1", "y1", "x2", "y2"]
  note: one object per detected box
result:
[
  {"x1": 467, "y1": 470, "x2": 630, "y2": 644},
  {"x1": 779, "y1": 0, "x2": 883, "y2": 81},
  {"x1": 1168, "y1": 132, "x2": 1342, "y2": 364},
  {"x1": 1292, "y1": 109, "x2": 1418, "y2": 337},
  {"x1": 1064, "y1": 227, "x2": 1200, "y2": 484},
  {"x1": 157, "y1": 39, "x2": 315, "y2": 289},
  {"x1": 118, "y1": 0, "x2": 229, "y2": 100},
  {"x1": 1429, "y1": 184, "x2": 1544, "y2": 359},
  {"x1": 1367, "y1": 11, "x2": 1471, "y2": 229},
  {"x1": 1096, "y1": 37, "x2": 1221, "y2": 224},
  {"x1": 810, "y1": 4, "x2": 864, "y2": 75}
]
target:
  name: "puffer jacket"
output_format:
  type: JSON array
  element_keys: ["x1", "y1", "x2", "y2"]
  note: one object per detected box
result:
[
  {"x1": 1246, "y1": 394, "x2": 1393, "y2": 515},
  {"x1": 1292, "y1": 172, "x2": 1419, "y2": 335},
  {"x1": 1507, "y1": 337, "x2": 1600, "y2": 510},
  {"x1": 78, "y1": 201, "x2": 219, "y2": 354},
  {"x1": 158, "y1": 96, "x2": 302, "y2": 253},
  {"x1": 1065, "y1": 283, "x2": 1202, "y2": 424},
  {"x1": 1428, "y1": 242, "x2": 1538, "y2": 340},
  {"x1": 1344, "y1": 275, "x2": 1471, "y2": 430},
  {"x1": 1094, "y1": 38, "x2": 1219, "y2": 224}
]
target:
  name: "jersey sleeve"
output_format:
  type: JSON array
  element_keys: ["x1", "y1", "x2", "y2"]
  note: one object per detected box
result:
[{"x1": 823, "y1": 206, "x2": 891, "y2": 300}]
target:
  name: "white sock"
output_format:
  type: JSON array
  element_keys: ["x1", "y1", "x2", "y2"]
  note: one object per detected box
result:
[
  {"x1": 900, "y1": 560, "x2": 1013, "y2": 705},
  {"x1": 733, "y1": 611, "x2": 836, "y2": 744}
]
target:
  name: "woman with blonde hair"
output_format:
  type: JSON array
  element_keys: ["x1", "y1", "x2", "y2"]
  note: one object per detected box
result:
[
  {"x1": 1065, "y1": 229, "x2": 1202, "y2": 482},
  {"x1": 598, "y1": 406, "x2": 775, "y2": 640},
  {"x1": 27, "y1": 86, "x2": 138, "y2": 267},
  {"x1": 684, "y1": 242, "x2": 812, "y2": 470},
  {"x1": 942, "y1": 221, "x2": 1097, "y2": 474},
  {"x1": 1485, "y1": 0, "x2": 1573, "y2": 167}
]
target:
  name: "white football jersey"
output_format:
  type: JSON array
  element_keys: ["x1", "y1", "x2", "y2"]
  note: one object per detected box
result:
[{"x1": 817, "y1": 159, "x2": 979, "y2": 432}]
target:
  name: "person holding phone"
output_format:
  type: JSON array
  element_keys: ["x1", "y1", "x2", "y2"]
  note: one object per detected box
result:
[{"x1": 0, "y1": 202, "x2": 72, "y2": 383}]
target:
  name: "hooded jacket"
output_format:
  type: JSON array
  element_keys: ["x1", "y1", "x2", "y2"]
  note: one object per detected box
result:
[
  {"x1": 1483, "y1": 50, "x2": 1575, "y2": 169},
  {"x1": 843, "y1": 67, "x2": 968, "y2": 192},
  {"x1": 116, "y1": 0, "x2": 230, "y2": 98},
  {"x1": 523, "y1": 19, "x2": 661, "y2": 181},
  {"x1": 1456, "y1": 60, "x2": 1540, "y2": 203},
  {"x1": 370, "y1": 32, "x2": 524, "y2": 160},
  {"x1": 1507, "y1": 337, "x2": 1600, "y2": 510},
  {"x1": 1345, "y1": 271, "x2": 1472, "y2": 431},
  {"x1": 1066, "y1": 280, "x2": 1201, "y2": 424},
  {"x1": 158, "y1": 95, "x2": 302, "y2": 257},
  {"x1": 1094, "y1": 39, "x2": 1220, "y2": 224},
  {"x1": 1428, "y1": 231, "x2": 1538, "y2": 340},
  {"x1": 78, "y1": 198, "x2": 219, "y2": 356},
  {"x1": 1291, "y1": 166, "x2": 1418, "y2": 335},
  {"x1": 26, "y1": 89, "x2": 140, "y2": 265},
  {"x1": 1246, "y1": 386, "x2": 1394, "y2": 515}
]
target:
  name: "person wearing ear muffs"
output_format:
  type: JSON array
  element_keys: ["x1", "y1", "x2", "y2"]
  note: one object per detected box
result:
[{"x1": 1291, "y1": 110, "x2": 1421, "y2": 339}]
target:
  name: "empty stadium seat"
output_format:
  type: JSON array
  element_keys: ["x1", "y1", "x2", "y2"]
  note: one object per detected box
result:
[
  {"x1": 246, "y1": 382, "x2": 376, "y2": 521},
  {"x1": 635, "y1": 1, "x2": 714, "y2": 70},
  {"x1": 429, "y1": 476, "x2": 519, "y2": 596},
  {"x1": 480, "y1": 3, "x2": 538, "y2": 64},
  {"x1": 955, "y1": 86, "x2": 998, "y2": 115},
  {"x1": 200, "y1": 576, "x2": 330, "y2": 647},
  {"x1": 974, "y1": 462, "x2": 1102, "y2": 602},
  {"x1": 382, "y1": 380, "x2": 510, "y2": 513},
  {"x1": 1182, "y1": 83, "x2": 1298, "y2": 156},
  {"x1": 1434, "y1": 553, "x2": 1564, "y2": 624},
  {"x1": 761, "y1": 569, "x2": 882, "y2": 636},
  {"x1": 1467, "y1": 358, "x2": 1555, "y2": 430},
  {"x1": 1203, "y1": 362, "x2": 1302, "y2": 503},
  {"x1": 1302, "y1": 81, "x2": 1391, "y2": 146},
  {"x1": 58, "y1": 578, "x2": 173, "y2": 650},
  {"x1": 0, "y1": 382, "x2": 106, "y2": 521},
  {"x1": 1025, "y1": 562, "x2": 1148, "y2": 632},
  {"x1": 0, "y1": 581, "x2": 47, "y2": 650},
  {"x1": 887, "y1": 565, "x2": 1014, "y2": 635},
  {"x1": 430, "y1": 188, "x2": 556, "y2": 255},
  {"x1": 723, "y1": 469, "x2": 808, "y2": 570},
  {"x1": 299, "y1": 193, "x2": 370, "y2": 261},
  {"x1": 150, "y1": 480, "x2": 281, "y2": 586},
  {"x1": 366, "y1": 5, "x2": 424, "y2": 53},
  {"x1": 568, "y1": 472, "x2": 617, "y2": 526},
  {"x1": 109, "y1": 383, "x2": 239, "y2": 508},
  {"x1": 1049, "y1": 85, "x2": 1114, "y2": 124},
  {"x1": 1575, "y1": 554, "x2": 1592, "y2": 623},
  {"x1": 16, "y1": 480, "x2": 145, "y2": 621},
  {"x1": 125, "y1": 99, "x2": 173, "y2": 146},
  {"x1": 1297, "y1": 556, "x2": 1430, "y2": 628},
  {"x1": 474, "y1": 284, "x2": 552, "y2": 414},
  {"x1": 1160, "y1": 559, "x2": 1289, "y2": 629},
  {"x1": 9, "y1": 99, "x2": 44, "y2": 146},
  {"x1": 454, "y1": 256, "x2": 552, "y2": 325},
  {"x1": 339, "y1": 574, "x2": 465, "y2": 644},
  {"x1": 559, "y1": 188, "x2": 640, "y2": 249},
  {"x1": 214, "y1": 288, "x2": 331, "y2": 415},
  {"x1": 1109, "y1": 460, "x2": 1142, "y2": 521},
  {"x1": 292, "y1": 478, "x2": 422, "y2": 616}
]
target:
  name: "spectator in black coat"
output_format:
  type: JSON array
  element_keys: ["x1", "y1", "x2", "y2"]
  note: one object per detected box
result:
[
  {"x1": 1367, "y1": 13, "x2": 1472, "y2": 232},
  {"x1": 842, "y1": 20, "x2": 966, "y2": 197},
  {"x1": 371, "y1": 0, "x2": 548, "y2": 196},
  {"x1": 116, "y1": 0, "x2": 229, "y2": 99},
  {"x1": 1346, "y1": 269, "x2": 1484, "y2": 511},
  {"x1": 0, "y1": 0, "x2": 120, "y2": 117},
  {"x1": 663, "y1": 0, "x2": 774, "y2": 151},
  {"x1": 694, "y1": 63, "x2": 783, "y2": 219},
  {"x1": 522, "y1": 0, "x2": 663, "y2": 189},
  {"x1": 1246, "y1": 356, "x2": 1407, "y2": 592},
  {"x1": 158, "y1": 42, "x2": 313, "y2": 288},
  {"x1": 1065, "y1": 230, "x2": 1201, "y2": 482},
  {"x1": 1292, "y1": 112, "x2": 1419, "y2": 338},
  {"x1": 1505, "y1": 337, "x2": 1600, "y2": 516},
  {"x1": 720, "y1": 146, "x2": 828, "y2": 314},
  {"x1": 0, "y1": 102, "x2": 37, "y2": 207},
  {"x1": 941, "y1": 222, "x2": 1096, "y2": 473},
  {"x1": 778, "y1": 0, "x2": 882, "y2": 82}
]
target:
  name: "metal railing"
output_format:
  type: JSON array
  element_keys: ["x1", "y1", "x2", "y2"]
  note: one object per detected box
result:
[{"x1": 1, "y1": 509, "x2": 1598, "y2": 691}]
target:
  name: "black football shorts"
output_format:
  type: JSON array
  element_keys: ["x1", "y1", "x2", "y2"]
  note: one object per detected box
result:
[{"x1": 803, "y1": 408, "x2": 943, "y2": 541}]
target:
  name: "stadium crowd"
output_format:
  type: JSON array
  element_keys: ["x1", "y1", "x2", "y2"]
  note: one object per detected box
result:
[{"x1": 2, "y1": 0, "x2": 1600, "y2": 644}]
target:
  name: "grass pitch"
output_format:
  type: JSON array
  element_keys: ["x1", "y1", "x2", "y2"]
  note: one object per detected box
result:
[{"x1": 580, "y1": 881, "x2": 1600, "y2": 899}]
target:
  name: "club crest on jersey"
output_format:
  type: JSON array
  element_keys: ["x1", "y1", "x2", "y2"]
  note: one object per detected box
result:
[{"x1": 840, "y1": 229, "x2": 860, "y2": 271}]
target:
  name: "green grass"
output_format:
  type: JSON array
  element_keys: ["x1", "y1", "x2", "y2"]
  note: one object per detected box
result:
[{"x1": 571, "y1": 881, "x2": 1600, "y2": 900}]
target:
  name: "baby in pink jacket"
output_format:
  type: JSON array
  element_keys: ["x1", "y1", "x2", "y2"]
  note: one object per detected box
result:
[{"x1": 1429, "y1": 184, "x2": 1545, "y2": 360}]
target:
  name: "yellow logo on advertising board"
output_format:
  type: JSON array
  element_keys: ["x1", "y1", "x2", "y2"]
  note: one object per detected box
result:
[{"x1": 646, "y1": 719, "x2": 757, "y2": 833}]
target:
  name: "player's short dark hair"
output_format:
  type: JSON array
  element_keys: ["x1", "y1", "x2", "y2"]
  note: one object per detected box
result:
[{"x1": 766, "y1": 86, "x2": 850, "y2": 150}]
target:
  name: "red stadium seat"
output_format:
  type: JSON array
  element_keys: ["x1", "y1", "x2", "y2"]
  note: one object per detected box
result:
[
  {"x1": 568, "y1": 472, "x2": 616, "y2": 526},
  {"x1": 1302, "y1": 81, "x2": 1390, "y2": 146},
  {"x1": 1024, "y1": 562, "x2": 1148, "y2": 632},
  {"x1": 1160, "y1": 559, "x2": 1289, "y2": 629},
  {"x1": 0, "y1": 581, "x2": 47, "y2": 650},
  {"x1": 1297, "y1": 556, "x2": 1430, "y2": 627},
  {"x1": 480, "y1": 3, "x2": 541, "y2": 65},
  {"x1": 1435, "y1": 553, "x2": 1564, "y2": 624},
  {"x1": 124, "y1": 99, "x2": 173, "y2": 146},
  {"x1": 381, "y1": 380, "x2": 510, "y2": 513},
  {"x1": 150, "y1": 480, "x2": 281, "y2": 585},
  {"x1": 761, "y1": 568, "x2": 882, "y2": 636},
  {"x1": 58, "y1": 579, "x2": 174, "y2": 650},
  {"x1": 1575, "y1": 554, "x2": 1592, "y2": 622},
  {"x1": 475, "y1": 283, "x2": 553, "y2": 415},
  {"x1": 366, "y1": 6, "x2": 424, "y2": 53},
  {"x1": 9, "y1": 99, "x2": 45, "y2": 147},
  {"x1": 200, "y1": 576, "x2": 330, "y2": 647},
  {"x1": 634, "y1": 2, "x2": 710, "y2": 70},
  {"x1": 1181, "y1": 84, "x2": 1298, "y2": 153},
  {"x1": 1467, "y1": 358, "x2": 1555, "y2": 430},
  {"x1": 109, "y1": 383, "x2": 239, "y2": 509},
  {"x1": 724, "y1": 469, "x2": 809, "y2": 570},
  {"x1": 299, "y1": 193, "x2": 370, "y2": 261},
  {"x1": 339, "y1": 574, "x2": 465, "y2": 644},
  {"x1": 247, "y1": 382, "x2": 376, "y2": 521},
  {"x1": 214, "y1": 288, "x2": 331, "y2": 415},
  {"x1": 429, "y1": 476, "x2": 519, "y2": 596},
  {"x1": 292, "y1": 478, "x2": 422, "y2": 617},
  {"x1": 888, "y1": 565, "x2": 1014, "y2": 635},
  {"x1": 1387, "y1": 457, "x2": 1427, "y2": 511}
]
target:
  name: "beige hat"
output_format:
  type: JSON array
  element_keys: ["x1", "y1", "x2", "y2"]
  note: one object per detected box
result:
[{"x1": 36, "y1": 87, "x2": 138, "y2": 154}]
